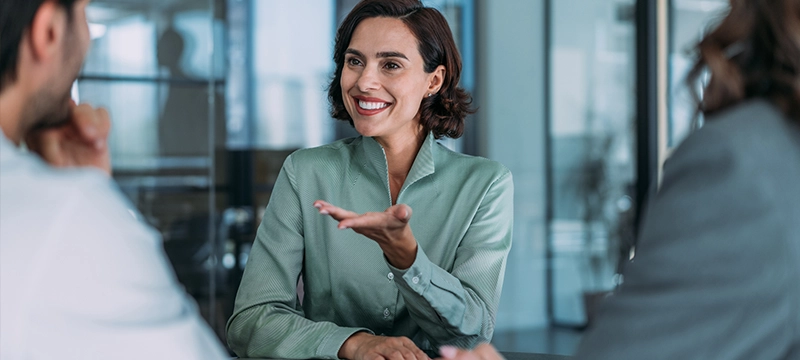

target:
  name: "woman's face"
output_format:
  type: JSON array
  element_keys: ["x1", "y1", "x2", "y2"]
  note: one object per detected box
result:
[{"x1": 340, "y1": 17, "x2": 444, "y2": 142}]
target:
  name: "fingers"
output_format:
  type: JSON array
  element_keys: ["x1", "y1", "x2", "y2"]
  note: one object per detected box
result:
[
  {"x1": 338, "y1": 211, "x2": 396, "y2": 230},
  {"x1": 332, "y1": 205, "x2": 412, "y2": 230},
  {"x1": 71, "y1": 103, "x2": 110, "y2": 150},
  {"x1": 315, "y1": 202, "x2": 413, "y2": 227},
  {"x1": 438, "y1": 344, "x2": 503, "y2": 360},
  {"x1": 409, "y1": 342, "x2": 431, "y2": 360},
  {"x1": 396, "y1": 349, "x2": 422, "y2": 360},
  {"x1": 342, "y1": 333, "x2": 429, "y2": 360},
  {"x1": 22, "y1": 103, "x2": 112, "y2": 174},
  {"x1": 34, "y1": 130, "x2": 68, "y2": 167},
  {"x1": 364, "y1": 355, "x2": 387, "y2": 360},
  {"x1": 314, "y1": 201, "x2": 399, "y2": 230},
  {"x1": 388, "y1": 204, "x2": 412, "y2": 222},
  {"x1": 379, "y1": 337, "x2": 430, "y2": 360},
  {"x1": 438, "y1": 346, "x2": 463, "y2": 359},
  {"x1": 314, "y1": 200, "x2": 359, "y2": 222}
]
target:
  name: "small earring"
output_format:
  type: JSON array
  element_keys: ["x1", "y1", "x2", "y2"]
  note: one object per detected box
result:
[{"x1": 427, "y1": 93, "x2": 434, "y2": 98}]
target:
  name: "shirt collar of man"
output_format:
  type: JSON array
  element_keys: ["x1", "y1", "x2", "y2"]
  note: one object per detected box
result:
[{"x1": 0, "y1": 128, "x2": 19, "y2": 162}]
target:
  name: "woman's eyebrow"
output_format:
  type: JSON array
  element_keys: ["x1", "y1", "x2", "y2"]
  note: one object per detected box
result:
[
  {"x1": 344, "y1": 49, "x2": 365, "y2": 57},
  {"x1": 345, "y1": 49, "x2": 408, "y2": 60},
  {"x1": 376, "y1": 51, "x2": 408, "y2": 60}
]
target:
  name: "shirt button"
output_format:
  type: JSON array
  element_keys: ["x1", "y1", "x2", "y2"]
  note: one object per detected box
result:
[
  {"x1": 383, "y1": 308, "x2": 391, "y2": 318},
  {"x1": 412, "y1": 276, "x2": 420, "y2": 284},
  {"x1": 387, "y1": 272, "x2": 394, "y2": 281}
]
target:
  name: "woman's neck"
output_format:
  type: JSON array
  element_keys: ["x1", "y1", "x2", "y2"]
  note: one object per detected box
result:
[{"x1": 374, "y1": 127, "x2": 426, "y2": 204}]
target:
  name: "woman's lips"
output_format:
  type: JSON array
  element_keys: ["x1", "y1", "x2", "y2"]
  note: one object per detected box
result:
[{"x1": 353, "y1": 96, "x2": 391, "y2": 116}]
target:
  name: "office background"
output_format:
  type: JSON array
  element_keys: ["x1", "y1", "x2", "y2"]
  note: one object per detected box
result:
[{"x1": 75, "y1": 0, "x2": 728, "y2": 355}]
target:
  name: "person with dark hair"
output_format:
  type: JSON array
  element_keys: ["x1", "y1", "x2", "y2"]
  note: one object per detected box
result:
[
  {"x1": 0, "y1": 1, "x2": 227, "y2": 358},
  {"x1": 439, "y1": 0, "x2": 800, "y2": 359},
  {"x1": 226, "y1": 0, "x2": 513, "y2": 359}
]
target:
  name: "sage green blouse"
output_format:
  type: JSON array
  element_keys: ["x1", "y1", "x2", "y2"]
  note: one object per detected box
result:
[{"x1": 226, "y1": 133, "x2": 513, "y2": 359}]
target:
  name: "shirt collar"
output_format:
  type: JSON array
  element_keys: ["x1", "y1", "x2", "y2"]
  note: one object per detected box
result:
[
  {"x1": 358, "y1": 132, "x2": 437, "y2": 192},
  {"x1": 0, "y1": 128, "x2": 19, "y2": 162},
  {"x1": 404, "y1": 132, "x2": 436, "y2": 190}
]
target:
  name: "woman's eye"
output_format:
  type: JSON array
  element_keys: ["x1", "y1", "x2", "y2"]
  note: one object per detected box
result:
[
  {"x1": 346, "y1": 58, "x2": 362, "y2": 66},
  {"x1": 384, "y1": 62, "x2": 400, "y2": 70}
]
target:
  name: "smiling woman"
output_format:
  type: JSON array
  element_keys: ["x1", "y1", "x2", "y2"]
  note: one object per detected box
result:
[
  {"x1": 225, "y1": 1, "x2": 513, "y2": 359},
  {"x1": 339, "y1": 16, "x2": 443, "y2": 159}
]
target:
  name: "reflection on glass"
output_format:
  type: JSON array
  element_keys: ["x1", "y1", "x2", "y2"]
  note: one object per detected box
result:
[
  {"x1": 668, "y1": 0, "x2": 729, "y2": 147},
  {"x1": 78, "y1": 81, "x2": 159, "y2": 159},
  {"x1": 80, "y1": 0, "x2": 228, "y2": 343},
  {"x1": 549, "y1": 0, "x2": 637, "y2": 327},
  {"x1": 251, "y1": 0, "x2": 335, "y2": 150},
  {"x1": 83, "y1": 2, "x2": 224, "y2": 78}
]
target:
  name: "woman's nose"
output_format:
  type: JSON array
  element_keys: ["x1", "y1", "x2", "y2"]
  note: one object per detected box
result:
[{"x1": 356, "y1": 65, "x2": 380, "y2": 93}]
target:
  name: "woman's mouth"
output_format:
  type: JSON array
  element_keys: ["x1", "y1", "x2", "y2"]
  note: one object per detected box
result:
[
  {"x1": 353, "y1": 96, "x2": 391, "y2": 116},
  {"x1": 359, "y1": 100, "x2": 389, "y2": 110}
]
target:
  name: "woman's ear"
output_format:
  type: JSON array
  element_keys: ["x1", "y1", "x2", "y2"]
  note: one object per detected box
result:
[
  {"x1": 427, "y1": 65, "x2": 446, "y2": 94},
  {"x1": 28, "y1": 1, "x2": 67, "y2": 62}
]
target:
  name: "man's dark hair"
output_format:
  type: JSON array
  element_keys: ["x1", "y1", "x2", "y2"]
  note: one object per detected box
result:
[{"x1": 0, "y1": 0, "x2": 78, "y2": 92}]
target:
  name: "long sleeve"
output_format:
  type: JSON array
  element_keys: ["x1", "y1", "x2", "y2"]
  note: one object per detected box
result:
[
  {"x1": 226, "y1": 156, "x2": 370, "y2": 359},
  {"x1": 388, "y1": 170, "x2": 513, "y2": 349},
  {"x1": 574, "y1": 115, "x2": 800, "y2": 359}
]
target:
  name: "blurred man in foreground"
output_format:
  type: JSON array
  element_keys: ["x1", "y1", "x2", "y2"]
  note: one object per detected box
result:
[{"x1": 0, "y1": 1, "x2": 227, "y2": 358}]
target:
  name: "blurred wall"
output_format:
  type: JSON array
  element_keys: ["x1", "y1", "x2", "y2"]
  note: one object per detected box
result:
[{"x1": 475, "y1": 0, "x2": 548, "y2": 330}]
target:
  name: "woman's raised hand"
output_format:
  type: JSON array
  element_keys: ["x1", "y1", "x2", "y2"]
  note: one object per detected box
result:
[{"x1": 314, "y1": 200, "x2": 418, "y2": 269}]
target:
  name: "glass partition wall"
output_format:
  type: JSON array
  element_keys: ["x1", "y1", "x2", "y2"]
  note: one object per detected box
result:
[
  {"x1": 547, "y1": 0, "x2": 638, "y2": 328},
  {"x1": 542, "y1": 0, "x2": 732, "y2": 348},
  {"x1": 79, "y1": 0, "x2": 229, "y2": 340},
  {"x1": 667, "y1": 0, "x2": 729, "y2": 148}
]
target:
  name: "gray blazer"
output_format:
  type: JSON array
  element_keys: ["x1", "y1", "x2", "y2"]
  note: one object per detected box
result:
[{"x1": 575, "y1": 100, "x2": 800, "y2": 359}]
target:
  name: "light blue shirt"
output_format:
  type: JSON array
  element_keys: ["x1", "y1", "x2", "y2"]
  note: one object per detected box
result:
[{"x1": 0, "y1": 132, "x2": 227, "y2": 359}]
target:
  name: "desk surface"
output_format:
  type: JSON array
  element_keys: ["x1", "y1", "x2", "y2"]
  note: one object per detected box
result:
[{"x1": 237, "y1": 352, "x2": 570, "y2": 360}]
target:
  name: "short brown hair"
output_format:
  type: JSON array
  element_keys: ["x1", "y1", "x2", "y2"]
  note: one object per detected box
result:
[
  {"x1": 0, "y1": 0, "x2": 78, "y2": 92},
  {"x1": 687, "y1": 0, "x2": 800, "y2": 121},
  {"x1": 328, "y1": 0, "x2": 474, "y2": 139}
]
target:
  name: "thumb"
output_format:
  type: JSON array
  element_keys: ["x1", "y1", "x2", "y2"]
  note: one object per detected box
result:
[{"x1": 391, "y1": 204, "x2": 412, "y2": 222}]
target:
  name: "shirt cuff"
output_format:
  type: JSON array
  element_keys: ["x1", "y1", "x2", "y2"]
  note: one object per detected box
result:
[
  {"x1": 317, "y1": 327, "x2": 374, "y2": 359},
  {"x1": 387, "y1": 245, "x2": 433, "y2": 295}
]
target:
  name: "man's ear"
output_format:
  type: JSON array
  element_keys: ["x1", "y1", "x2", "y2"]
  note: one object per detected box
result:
[{"x1": 28, "y1": 1, "x2": 67, "y2": 63}]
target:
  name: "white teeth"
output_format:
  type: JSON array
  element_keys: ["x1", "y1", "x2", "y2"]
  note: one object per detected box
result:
[{"x1": 358, "y1": 100, "x2": 389, "y2": 110}]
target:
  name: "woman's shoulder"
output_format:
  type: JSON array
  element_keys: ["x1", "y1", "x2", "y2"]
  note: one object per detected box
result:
[
  {"x1": 665, "y1": 99, "x2": 800, "y2": 193},
  {"x1": 703, "y1": 99, "x2": 795, "y2": 141},
  {"x1": 686, "y1": 99, "x2": 799, "y2": 163},
  {"x1": 434, "y1": 142, "x2": 511, "y2": 181}
]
